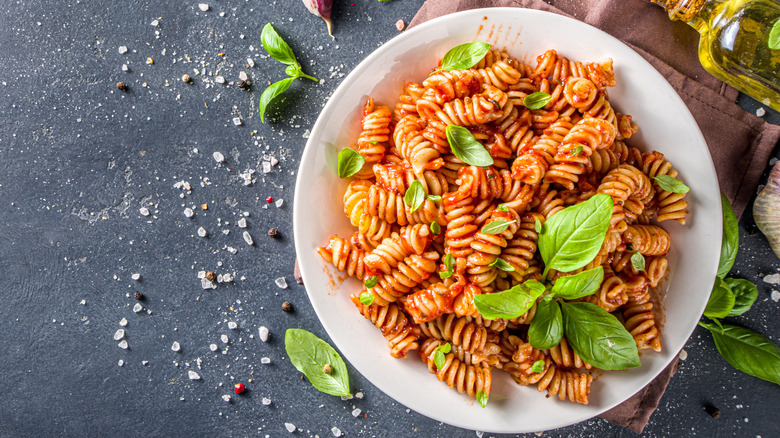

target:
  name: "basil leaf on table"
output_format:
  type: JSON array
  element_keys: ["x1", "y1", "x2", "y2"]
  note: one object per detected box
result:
[
  {"x1": 336, "y1": 148, "x2": 365, "y2": 179},
  {"x1": 630, "y1": 251, "x2": 646, "y2": 271},
  {"x1": 700, "y1": 322, "x2": 780, "y2": 385},
  {"x1": 538, "y1": 194, "x2": 613, "y2": 276},
  {"x1": 474, "y1": 281, "x2": 545, "y2": 320},
  {"x1": 724, "y1": 278, "x2": 758, "y2": 317},
  {"x1": 285, "y1": 62, "x2": 319, "y2": 82},
  {"x1": 561, "y1": 301, "x2": 640, "y2": 370},
  {"x1": 522, "y1": 92, "x2": 552, "y2": 110},
  {"x1": 285, "y1": 328, "x2": 351, "y2": 397},
  {"x1": 529, "y1": 298, "x2": 563, "y2": 350},
  {"x1": 654, "y1": 175, "x2": 690, "y2": 194},
  {"x1": 704, "y1": 277, "x2": 735, "y2": 319},
  {"x1": 769, "y1": 19, "x2": 780, "y2": 50},
  {"x1": 718, "y1": 194, "x2": 739, "y2": 278},
  {"x1": 445, "y1": 125, "x2": 494, "y2": 167},
  {"x1": 489, "y1": 257, "x2": 515, "y2": 272},
  {"x1": 481, "y1": 219, "x2": 516, "y2": 235},
  {"x1": 550, "y1": 266, "x2": 604, "y2": 300},
  {"x1": 440, "y1": 42, "x2": 492, "y2": 71},
  {"x1": 404, "y1": 180, "x2": 425, "y2": 212},
  {"x1": 259, "y1": 77, "x2": 295, "y2": 123},
  {"x1": 261, "y1": 23, "x2": 298, "y2": 65}
]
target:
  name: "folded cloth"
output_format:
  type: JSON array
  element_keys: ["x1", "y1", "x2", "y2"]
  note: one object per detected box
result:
[{"x1": 407, "y1": 0, "x2": 780, "y2": 433}]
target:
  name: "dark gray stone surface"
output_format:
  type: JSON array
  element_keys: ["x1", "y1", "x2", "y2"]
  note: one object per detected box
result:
[{"x1": 0, "y1": 1, "x2": 778, "y2": 437}]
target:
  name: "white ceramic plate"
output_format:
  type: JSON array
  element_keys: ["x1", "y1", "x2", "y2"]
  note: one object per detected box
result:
[{"x1": 294, "y1": 7, "x2": 721, "y2": 434}]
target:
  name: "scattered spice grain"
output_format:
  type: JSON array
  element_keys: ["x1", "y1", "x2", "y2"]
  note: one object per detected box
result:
[
  {"x1": 134, "y1": 291, "x2": 144, "y2": 300},
  {"x1": 116, "y1": 82, "x2": 127, "y2": 91},
  {"x1": 267, "y1": 227, "x2": 278, "y2": 238},
  {"x1": 281, "y1": 301, "x2": 292, "y2": 312}
]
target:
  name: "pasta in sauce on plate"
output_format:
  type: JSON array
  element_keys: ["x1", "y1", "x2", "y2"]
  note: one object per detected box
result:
[{"x1": 317, "y1": 46, "x2": 688, "y2": 406}]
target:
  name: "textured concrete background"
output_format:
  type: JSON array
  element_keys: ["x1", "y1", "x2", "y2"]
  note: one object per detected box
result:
[{"x1": 0, "y1": 0, "x2": 779, "y2": 437}]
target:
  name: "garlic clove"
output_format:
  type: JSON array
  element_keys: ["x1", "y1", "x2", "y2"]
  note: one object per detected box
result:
[
  {"x1": 754, "y1": 162, "x2": 780, "y2": 258},
  {"x1": 302, "y1": 0, "x2": 333, "y2": 37}
]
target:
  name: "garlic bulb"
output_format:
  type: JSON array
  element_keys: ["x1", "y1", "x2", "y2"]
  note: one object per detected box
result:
[
  {"x1": 302, "y1": 0, "x2": 333, "y2": 37},
  {"x1": 754, "y1": 162, "x2": 780, "y2": 258}
]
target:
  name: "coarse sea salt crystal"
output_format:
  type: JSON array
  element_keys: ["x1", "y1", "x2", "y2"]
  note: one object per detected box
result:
[
  {"x1": 133, "y1": 303, "x2": 143, "y2": 313},
  {"x1": 679, "y1": 349, "x2": 688, "y2": 361},
  {"x1": 233, "y1": 117, "x2": 242, "y2": 126},
  {"x1": 215, "y1": 76, "x2": 225, "y2": 84},
  {"x1": 221, "y1": 334, "x2": 229, "y2": 344},
  {"x1": 139, "y1": 207, "x2": 150, "y2": 216},
  {"x1": 222, "y1": 394, "x2": 231, "y2": 402},
  {"x1": 142, "y1": 360, "x2": 149, "y2": 366},
  {"x1": 259, "y1": 326, "x2": 269, "y2": 342},
  {"x1": 475, "y1": 433, "x2": 483, "y2": 438},
  {"x1": 239, "y1": 71, "x2": 248, "y2": 81},
  {"x1": 275, "y1": 199, "x2": 284, "y2": 208},
  {"x1": 114, "y1": 329, "x2": 125, "y2": 341},
  {"x1": 172, "y1": 341, "x2": 181, "y2": 352},
  {"x1": 228, "y1": 321, "x2": 238, "y2": 330},
  {"x1": 331, "y1": 427, "x2": 342, "y2": 437},
  {"x1": 209, "y1": 343, "x2": 219, "y2": 352},
  {"x1": 237, "y1": 218, "x2": 247, "y2": 228},
  {"x1": 247, "y1": 58, "x2": 255, "y2": 67},
  {"x1": 757, "y1": 107, "x2": 766, "y2": 117},
  {"x1": 184, "y1": 208, "x2": 194, "y2": 218},
  {"x1": 262, "y1": 397, "x2": 272, "y2": 405},
  {"x1": 355, "y1": 392, "x2": 364, "y2": 399},
  {"x1": 197, "y1": 227, "x2": 208, "y2": 238},
  {"x1": 243, "y1": 231, "x2": 254, "y2": 246},
  {"x1": 275, "y1": 277, "x2": 288, "y2": 289},
  {"x1": 131, "y1": 273, "x2": 141, "y2": 281},
  {"x1": 213, "y1": 151, "x2": 225, "y2": 163},
  {"x1": 261, "y1": 357, "x2": 271, "y2": 364},
  {"x1": 118, "y1": 359, "x2": 124, "y2": 366},
  {"x1": 764, "y1": 273, "x2": 780, "y2": 285},
  {"x1": 352, "y1": 408, "x2": 361, "y2": 417},
  {"x1": 118, "y1": 340, "x2": 129, "y2": 350},
  {"x1": 198, "y1": 3, "x2": 209, "y2": 11},
  {"x1": 188, "y1": 370, "x2": 201, "y2": 380},
  {"x1": 772, "y1": 290, "x2": 780, "y2": 302},
  {"x1": 118, "y1": 46, "x2": 128, "y2": 54},
  {"x1": 284, "y1": 423, "x2": 296, "y2": 433},
  {"x1": 227, "y1": 246, "x2": 237, "y2": 254},
  {"x1": 119, "y1": 318, "x2": 128, "y2": 327},
  {"x1": 262, "y1": 161, "x2": 272, "y2": 174}
]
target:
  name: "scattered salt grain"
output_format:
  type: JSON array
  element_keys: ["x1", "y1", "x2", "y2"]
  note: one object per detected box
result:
[
  {"x1": 534, "y1": 433, "x2": 544, "y2": 437},
  {"x1": 213, "y1": 151, "x2": 225, "y2": 163},
  {"x1": 209, "y1": 343, "x2": 219, "y2": 352},
  {"x1": 142, "y1": 360, "x2": 149, "y2": 366},
  {"x1": 259, "y1": 326, "x2": 269, "y2": 342},
  {"x1": 352, "y1": 408, "x2": 361, "y2": 417},
  {"x1": 118, "y1": 46, "x2": 128, "y2": 54},
  {"x1": 772, "y1": 290, "x2": 780, "y2": 302},
  {"x1": 475, "y1": 432, "x2": 484, "y2": 438},
  {"x1": 275, "y1": 199, "x2": 284, "y2": 208},
  {"x1": 262, "y1": 397, "x2": 272, "y2": 405},
  {"x1": 275, "y1": 277, "x2": 288, "y2": 289},
  {"x1": 139, "y1": 207, "x2": 150, "y2": 216},
  {"x1": 118, "y1": 340, "x2": 128, "y2": 350},
  {"x1": 233, "y1": 117, "x2": 242, "y2": 126},
  {"x1": 247, "y1": 58, "x2": 255, "y2": 67},
  {"x1": 355, "y1": 392, "x2": 364, "y2": 399},
  {"x1": 261, "y1": 357, "x2": 271, "y2": 364},
  {"x1": 757, "y1": 107, "x2": 766, "y2": 117},
  {"x1": 131, "y1": 273, "x2": 141, "y2": 281},
  {"x1": 188, "y1": 370, "x2": 201, "y2": 380},
  {"x1": 262, "y1": 161, "x2": 272, "y2": 174},
  {"x1": 114, "y1": 329, "x2": 125, "y2": 341},
  {"x1": 331, "y1": 427, "x2": 342, "y2": 437},
  {"x1": 219, "y1": 273, "x2": 234, "y2": 283},
  {"x1": 228, "y1": 321, "x2": 238, "y2": 330},
  {"x1": 201, "y1": 278, "x2": 217, "y2": 290},
  {"x1": 133, "y1": 303, "x2": 143, "y2": 313},
  {"x1": 184, "y1": 208, "x2": 194, "y2": 218},
  {"x1": 270, "y1": 157, "x2": 279, "y2": 166},
  {"x1": 222, "y1": 394, "x2": 232, "y2": 402},
  {"x1": 118, "y1": 360, "x2": 124, "y2": 366},
  {"x1": 80, "y1": 299, "x2": 86, "y2": 305},
  {"x1": 198, "y1": 3, "x2": 210, "y2": 11},
  {"x1": 679, "y1": 349, "x2": 688, "y2": 361},
  {"x1": 227, "y1": 246, "x2": 237, "y2": 254},
  {"x1": 119, "y1": 318, "x2": 128, "y2": 327},
  {"x1": 237, "y1": 218, "x2": 247, "y2": 228},
  {"x1": 150, "y1": 19, "x2": 159, "y2": 27},
  {"x1": 243, "y1": 231, "x2": 254, "y2": 246},
  {"x1": 239, "y1": 71, "x2": 248, "y2": 81},
  {"x1": 197, "y1": 227, "x2": 208, "y2": 238},
  {"x1": 172, "y1": 341, "x2": 181, "y2": 352},
  {"x1": 221, "y1": 334, "x2": 229, "y2": 343},
  {"x1": 764, "y1": 273, "x2": 780, "y2": 285},
  {"x1": 215, "y1": 76, "x2": 225, "y2": 84},
  {"x1": 284, "y1": 423, "x2": 296, "y2": 433},
  {"x1": 121, "y1": 64, "x2": 129, "y2": 72}
]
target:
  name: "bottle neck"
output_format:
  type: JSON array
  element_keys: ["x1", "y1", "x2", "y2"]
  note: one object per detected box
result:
[{"x1": 651, "y1": 0, "x2": 717, "y2": 30}]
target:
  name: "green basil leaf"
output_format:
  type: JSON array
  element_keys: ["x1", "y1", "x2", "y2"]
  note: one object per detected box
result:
[
  {"x1": 718, "y1": 194, "x2": 739, "y2": 278},
  {"x1": 522, "y1": 92, "x2": 552, "y2": 110},
  {"x1": 531, "y1": 360, "x2": 545, "y2": 373},
  {"x1": 497, "y1": 204, "x2": 509, "y2": 212},
  {"x1": 404, "y1": 180, "x2": 425, "y2": 212},
  {"x1": 336, "y1": 148, "x2": 366, "y2": 179},
  {"x1": 474, "y1": 281, "x2": 545, "y2": 320},
  {"x1": 699, "y1": 322, "x2": 780, "y2": 385},
  {"x1": 285, "y1": 63, "x2": 302, "y2": 78},
  {"x1": 440, "y1": 42, "x2": 492, "y2": 71},
  {"x1": 489, "y1": 258, "x2": 515, "y2": 272},
  {"x1": 476, "y1": 389, "x2": 488, "y2": 408},
  {"x1": 284, "y1": 328, "x2": 351, "y2": 397},
  {"x1": 427, "y1": 194, "x2": 442, "y2": 202},
  {"x1": 259, "y1": 77, "x2": 295, "y2": 123},
  {"x1": 550, "y1": 266, "x2": 604, "y2": 300},
  {"x1": 481, "y1": 219, "x2": 516, "y2": 235},
  {"x1": 528, "y1": 298, "x2": 563, "y2": 350},
  {"x1": 433, "y1": 342, "x2": 451, "y2": 370},
  {"x1": 439, "y1": 253, "x2": 455, "y2": 279},
  {"x1": 534, "y1": 218, "x2": 542, "y2": 234},
  {"x1": 261, "y1": 23, "x2": 298, "y2": 65},
  {"x1": 561, "y1": 301, "x2": 640, "y2": 370},
  {"x1": 770, "y1": 19, "x2": 780, "y2": 50},
  {"x1": 445, "y1": 125, "x2": 494, "y2": 167},
  {"x1": 359, "y1": 291, "x2": 375, "y2": 306},
  {"x1": 430, "y1": 221, "x2": 441, "y2": 236},
  {"x1": 364, "y1": 275, "x2": 378, "y2": 289},
  {"x1": 572, "y1": 146, "x2": 584, "y2": 156},
  {"x1": 524, "y1": 280, "x2": 546, "y2": 296},
  {"x1": 631, "y1": 251, "x2": 646, "y2": 272},
  {"x1": 724, "y1": 278, "x2": 758, "y2": 316},
  {"x1": 654, "y1": 175, "x2": 690, "y2": 194},
  {"x1": 704, "y1": 277, "x2": 735, "y2": 319},
  {"x1": 539, "y1": 194, "x2": 613, "y2": 276},
  {"x1": 439, "y1": 342, "x2": 452, "y2": 354}
]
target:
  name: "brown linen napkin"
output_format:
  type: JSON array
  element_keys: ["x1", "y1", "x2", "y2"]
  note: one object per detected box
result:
[
  {"x1": 409, "y1": 0, "x2": 780, "y2": 219},
  {"x1": 407, "y1": 0, "x2": 780, "y2": 433}
]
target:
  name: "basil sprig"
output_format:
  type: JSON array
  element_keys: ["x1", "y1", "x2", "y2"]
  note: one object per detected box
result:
[
  {"x1": 404, "y1": 180, "x2": 425, "y2": 212},
  {"x1": 561, "y1": 302, "x2": 640, "y2": 370},
  {"x1": 433, "y1": 342, "x2": 451, "y2": 370},
  {"x1": 769, "y1": 19, "x2": 780, "y2": 50},
  {"x1": 337, "y1": 149, "x2": 365, "y2": 178},
  {"x1": 630, "y1": 251, "x2": 645, "y2": 271},
  {"x1": 259, "y1": 23, "x2": 319, "y2": 122},
  {"x1": 285, "y1": 328, "x2": 351, "y2": 397},
  {"x1": 473, "y1": 280, "x2": 545, "y2": 320},
  {"x1": 528, "y1": 298, "x2": 563, "y2": 350},
  {"x1": 445, "y1": 125, "x2": 494, "y2": 167},
  {"x1": 476, "y1": 389, "x2": 488, "y2": 408},
  {"x1": 522, "y1": 92, "x2": 552, "y2": 110},
  {"x1": 724, "y1": 278, "x2": 758, "y2": 317},
  {"x1": 550, "y1": 267, "x2": 604, "y2": 300},
  {"x1": 654, "y1": 175, "x2": 689, "y2": 194},
  {"x1": 538, "y1": 194, "x2": 613, "y2": 277},
  {"x1": 440, "y1": 42, "x2": 491, "y2": 71},
  {"x1": 718, "y1": 193, "x2": 739, "y2": 278},
  {"x1": 439, "y1": 253, "x2": 455, "y2": 279},
  {"x1": 704, "y1": 277, "x2": 735, "y2": 319},
  {"x1": 700, "y1": 323, "x2": 780, "y2": 385}
]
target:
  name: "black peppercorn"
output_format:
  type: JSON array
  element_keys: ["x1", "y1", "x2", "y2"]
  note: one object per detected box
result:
[
  {"x1": 134, "y1": 291, "x2": 144, "y2": 300},
  {"x1": 205, "y1": 271, "x2": 216, "y2": 282},
  {"x1": 116, "y1": 82, "x2": 127, "y2": 91},
  {"x1": 267, "y1": 228, "x2": 279, "y2": 238},
  {"x1": 281, "y1": 301, "x2": 292, "y2": 312}
]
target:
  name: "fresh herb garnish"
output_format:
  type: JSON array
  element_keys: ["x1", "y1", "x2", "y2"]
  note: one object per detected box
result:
[
  {"x1": 476, "y1": 389, "x2": 488, "y2": 408},
  {"x1": 473, "y1": 280, "x2": 545, "y2": 320},
  {"x1": 433, "y1": 342, "x2": 451, "y2": 370},
  {"x1": 699, "y1": 322, "x2": 780, "y2": 385},
  {"x1": 359, "y1": 291, "x2": 375, "y2": 306},
  {"x1": 769, "y1": 19, "x2": 780, "y2": 50},
  {"x1": 439, "y1": 253, "x2": 455, "y2": 279},
  {"x1": 549, "y1": 267, "x2": 604, "y2": 300},
  {"x1": 427, "y1": 194, "x2": 442, "y2": 202},
  {"x1": 534, "y1": 218, "x2": 542, "y2": 233},
  {"x1": 561, "y1": 301, "x2": 640, "y2": 370},
  {"x1": 489, "y1": 257, "x2": 515, "y2": 272},
  {"x1": 631, "y1": 251, "x2": 646, "y2": 272},
  {"x1": 531, "y1": 360, "x2": 546, "y2": 373},
  {"x1": 724, "y1": 278, "x2": 758, "y2": 317},
  {"x1": 704, "y1": 277, "x2": 735, "y2": 319},
  {"x1": 364, "y1": 275, "x2": 378, "y2": 289},
  {"x1": 337, "y1": 149, "x2": 365, "y2": 178},
  {"x1": 285, "y1": 328, "x2": 351, "y2": 397},
  {"x1": 440, "y1": 42, "x2": 492, "y2": 71},
  {"x1": 404, "y1": 180, "x2": 425, "y2": 212},
  {"x1": 522, "y1": 92, "x2": 552, "y2": 110},
  {"x1": 654, "y1": 175, "x2": 690, "y2": 194},
  {"x1": 481, "y1": 219, "x2": 516, "y2": 235},
  {"x1": 717, "y1": 193, "x2": 738, "y2": 277},
  {"x1": 497, "y1": 204, "x2": 509, "y2": 212},
  {"x1": 445, "y1": 125, "x2": 494, "y2": 167},
  {"x1": 430, "y1": 221, "x2": 441, "y2": 236},
  {"x1": 528, "y1": 298, "x2": 563, "y2": 350}
]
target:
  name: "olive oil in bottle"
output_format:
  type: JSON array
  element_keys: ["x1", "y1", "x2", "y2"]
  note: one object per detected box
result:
[{"x1": 652, "y1": 0, "x2": 780, "y2": 111}]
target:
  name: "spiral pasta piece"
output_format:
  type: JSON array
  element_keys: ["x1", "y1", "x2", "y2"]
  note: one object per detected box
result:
[
  {"x1": 419, "y1": 313, "x2": 489, "y2": 354},
  {"x1": 351, "y1": 295, "x2": 421, "y2": 358},
  {"x1": 353, "y1": 99, "x2": 392, "y2": 179},
  {"x1": 536, "y1": 363, "x2": 592, "y2": 404},
  {"x1": 642, "y1": 151, "x2": 688, "y2": 224},
  {"x1": 621, "y1": 275, "x2": 662, "y2": 352},
  {"x1": 624, "y1": 225, "x2": 671, "y2": 256},
  {"x1": 316, "y1": 235, "x2": 366, "y2": 279},
  {"x1": 420, "y1": 338, "x2": 493, "y2": 398},
  {"x1": 364, "y1": 182, "x2": 442, "y2": 226},
  {"x1": 403, "y1": 282, "x2": 463, "y2": 324},
  {"x1": 547, "y1": 336, "x2": 592, "y2": 370},
  {"x1": 344, "y1": 180, "x2": 393, "y2": 245}
]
